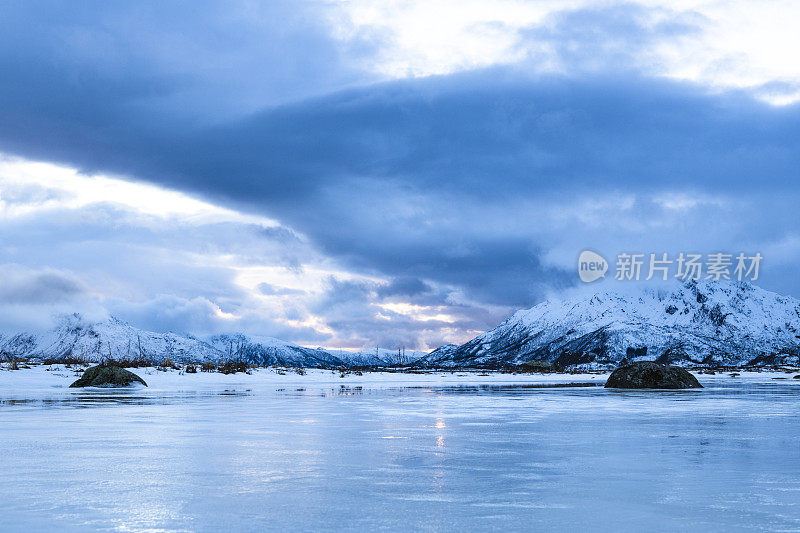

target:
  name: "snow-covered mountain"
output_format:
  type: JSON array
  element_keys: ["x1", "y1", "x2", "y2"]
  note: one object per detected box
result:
[
  {"x1": 205, "y1": 334, "x2": 343, "y2": 367},
  {"x1": 0, "y1": 314, "x2": 427, "y2": 368},
  {"x1": 0, "y1": 314, "x2": 343, "y2": 367},
  {"x1": 10, "y1": 280, "x2": 794, "y2": 370},
  {"x1": 419, "y1": 281, "x2": 800, "y2": 369},
  {"x1": 0, "y1": 314, "x2": 221, "y2": 363},
  {"x1": 326, "y1": 347, "x2": 427, "y2": 367}
]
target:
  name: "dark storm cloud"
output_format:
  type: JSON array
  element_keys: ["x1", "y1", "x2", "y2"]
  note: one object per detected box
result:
[
  {"x1": 145, "y1": 61, "x2": 800, "y2": 306},
  {"x1": 377, "y1": 277, "x2": 433, "y2": 298},
  {"x1": 0, "y1": 266, "x2": 86, "y2": 304},
  {"x1": 0, "y1": 0, "x2": 373, "y2": 169},
  {"x1": 2, "y1": 1, "x2": 800, "y2": 326}
]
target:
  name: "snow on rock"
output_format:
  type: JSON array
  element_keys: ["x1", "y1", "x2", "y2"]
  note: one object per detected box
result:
[{"x1": 419, "y1": 280, "x2": 800, "y2": 369}]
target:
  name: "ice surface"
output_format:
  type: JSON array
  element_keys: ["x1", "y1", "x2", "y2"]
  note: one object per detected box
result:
[{"x1": 1, "y1": 367, "x2": 799, "y2": 531}]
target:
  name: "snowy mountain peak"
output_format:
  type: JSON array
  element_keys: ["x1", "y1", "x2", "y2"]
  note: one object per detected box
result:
[
  {"x1": 205, "y1": 334, "x2": 342, "y2": 367},
  {"x1": 0, "y1": 314, "x2": 221, "y2": 363},
  {"x1": 0, "y1": 314, "x2": 427, "y2": 368},
  {"x1": 420, "y1": 281, "x2": 800, "y2": 369}
]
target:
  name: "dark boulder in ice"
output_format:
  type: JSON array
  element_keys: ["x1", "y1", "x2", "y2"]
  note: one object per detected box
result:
[
  {"x1": 517, "y1": 359, "x2": 556, "y2": 373},
  {"x1": 605, "y1": 361, "x2": 702, "y2": 389},
  {"x1": 69, "y1": 365, "x2": 147, "y2": 388}
]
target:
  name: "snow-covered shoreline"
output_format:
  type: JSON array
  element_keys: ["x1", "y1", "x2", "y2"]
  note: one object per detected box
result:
[{"x1": 1, "y1": 364, "x2": 798, "y2": 395}]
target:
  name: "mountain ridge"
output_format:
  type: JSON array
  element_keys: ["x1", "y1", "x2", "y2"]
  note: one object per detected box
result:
[
  {"x1": 3, "y1": 280, "x2": 799, "y2": 369},
  {"x1": 0, "y1": 314, "x2": 426, "y2": 368},
  {"x1": 419, "y1": 280, "x2": 800, "y2": 369}
]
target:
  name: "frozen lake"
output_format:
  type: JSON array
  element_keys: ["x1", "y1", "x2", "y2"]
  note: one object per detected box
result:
[{"x1": 1, "y1": 368, "x2": 799, "y2": 531}]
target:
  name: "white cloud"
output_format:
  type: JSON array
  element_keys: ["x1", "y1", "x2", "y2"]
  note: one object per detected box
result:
[
  {"x1": 0, "y1": 154, "x2": 278, "y2": 225},
  {"x1": 336, "y1": 0, "x2": 800, "y2": 104},
  {"x1": 0, "y1": 154, "x2": 358, "y2": 340},
  {"x1": 0, "y1": 153, "x2": 477, "y2": 349}
]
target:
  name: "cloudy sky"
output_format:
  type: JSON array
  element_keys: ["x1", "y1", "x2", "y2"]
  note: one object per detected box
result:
[{"x1": 1, "y1": 0, "x2": 799, "y2": 350}]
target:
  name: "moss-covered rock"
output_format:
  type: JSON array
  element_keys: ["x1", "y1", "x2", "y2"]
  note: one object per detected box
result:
[
  {"x1": 605, "y1": 361, "x2": 702, "y2": 389},
  {"x1": 69, "y1": 365, "x2": 147, "y2": 388}
]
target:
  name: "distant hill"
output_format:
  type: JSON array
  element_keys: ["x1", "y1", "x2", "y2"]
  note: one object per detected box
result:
[
  {"x1": 206, "y1": 333, "x2": 342, "y2": 367},
  {"x1": 325, "y1": 347, "x2": 427, "y2": 367}
]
